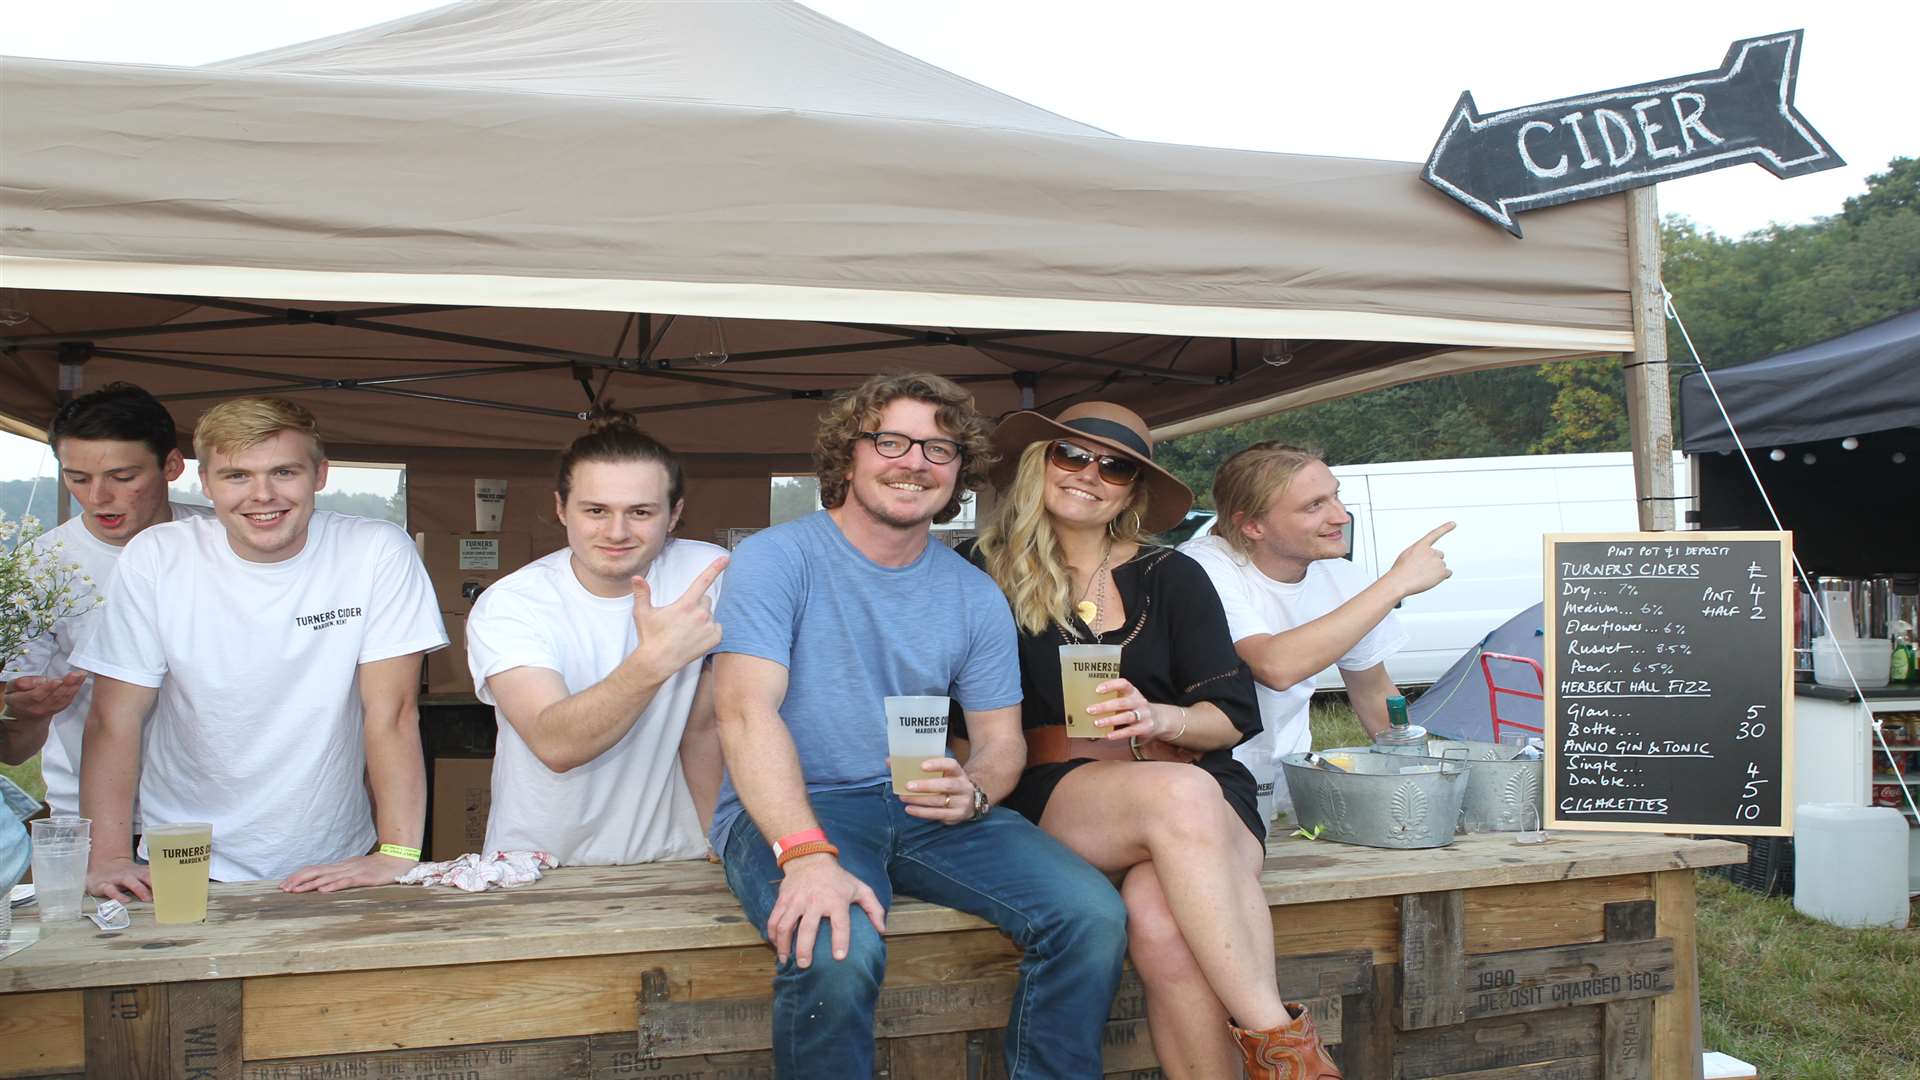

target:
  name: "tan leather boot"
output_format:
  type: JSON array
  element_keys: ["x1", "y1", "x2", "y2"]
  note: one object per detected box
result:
[{"x1": 1230, "y1": 1002, "x2": 1343, "y2": 1080}]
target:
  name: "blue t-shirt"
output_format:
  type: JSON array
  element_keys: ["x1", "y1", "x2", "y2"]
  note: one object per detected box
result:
[{"x1": 709, "y1": 511, "x2": 1022, "y2": 849}]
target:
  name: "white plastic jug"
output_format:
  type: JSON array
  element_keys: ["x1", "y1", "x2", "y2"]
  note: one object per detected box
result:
[{"x1": 1792, "y1": 803, "x2": 1910, "y2": 928}]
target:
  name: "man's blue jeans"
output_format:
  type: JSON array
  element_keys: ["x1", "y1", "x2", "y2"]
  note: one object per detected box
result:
[{"x1": 722, "y1": 784, "x2": 1128, "y2": 1078}]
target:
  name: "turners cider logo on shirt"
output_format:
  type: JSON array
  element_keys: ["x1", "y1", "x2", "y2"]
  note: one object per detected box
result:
[{"x1": 295, "y1": 606, "x2": 364, "y2": 632}]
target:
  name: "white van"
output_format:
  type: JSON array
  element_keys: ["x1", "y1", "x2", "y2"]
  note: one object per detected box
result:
[{"x1": 1166, "y1": 451, "x2": 1690, "y2": 688}]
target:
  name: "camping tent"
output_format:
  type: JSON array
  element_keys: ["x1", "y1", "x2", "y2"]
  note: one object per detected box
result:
[
  {"x1": 1679, "y1": 306, "x2": 1920, "y2": 575},
  {"x1": 0, "y1": 0, "x2": 1638, "y2": 538},
  {"x1": 1408, "y1": 603, "x2": 1546, "y2": 743}
]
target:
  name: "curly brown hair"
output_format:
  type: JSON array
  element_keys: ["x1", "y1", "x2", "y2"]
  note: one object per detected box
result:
[{"x1": 814, "y1": 373, "x2": 996, "y2": 525}]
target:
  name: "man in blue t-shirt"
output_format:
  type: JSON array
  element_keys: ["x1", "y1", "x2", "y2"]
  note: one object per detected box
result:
[{"x1": 713, "y1": 373, "x2": 1127, "y2": 1078}]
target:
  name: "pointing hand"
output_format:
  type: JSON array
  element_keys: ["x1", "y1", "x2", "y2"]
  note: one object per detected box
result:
[{"x1": 1388, "y1": 522, "x2": 1454, "y2": 597}]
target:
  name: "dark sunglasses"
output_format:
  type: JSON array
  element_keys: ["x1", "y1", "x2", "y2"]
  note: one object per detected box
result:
[{"x1": 1046, "y1": 440, "x2": 1141, "y2": 485}]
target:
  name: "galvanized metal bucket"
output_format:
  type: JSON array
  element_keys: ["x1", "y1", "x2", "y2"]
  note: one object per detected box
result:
[
  {"x1": 1280, "y1": 749, "x2": 1471, "y2": 849},
  {"x1": 1430, "y1": 740, "x2": 1545, "y2": 833}
]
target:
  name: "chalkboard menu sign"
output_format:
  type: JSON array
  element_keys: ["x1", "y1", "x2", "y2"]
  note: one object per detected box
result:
[{"x1": 1544, "y1": 532, "x2": 1793, "y2": 835}]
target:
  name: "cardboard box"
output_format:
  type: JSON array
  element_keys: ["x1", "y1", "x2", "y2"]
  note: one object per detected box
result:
[
  {"x1": 426, "y1": 613, "x2": 472, "y2": 696},
  {"x1": 416, "y1": 531, "x2": 531, "y2": 613},
  {"x1": 430, "y1": 756, "x2": 494, "y2": 860}
]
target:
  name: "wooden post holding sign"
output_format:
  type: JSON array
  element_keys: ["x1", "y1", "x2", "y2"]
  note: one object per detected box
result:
[{"x1": 1544, "y1": 532, "x2": 1793, "y2": 835}]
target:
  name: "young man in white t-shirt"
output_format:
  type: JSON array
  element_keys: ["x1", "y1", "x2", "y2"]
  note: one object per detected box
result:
[
  {"x1": 1180, "y1": 443, "x2": 1452, "y2": 822},
  {"x1": 465, "y1": 414, "x2": 727, "y2": 865},
  {"x1": 74, "y1": 397, "x2": 446, "y2": 896},
  {"x1": 1, "y1": 383, "x2": 210, "y2": 822}
]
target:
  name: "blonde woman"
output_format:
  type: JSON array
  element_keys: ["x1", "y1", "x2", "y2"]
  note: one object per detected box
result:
[{"x1": 963, "y1": 402, "x2": 1341, "y2": 1080}]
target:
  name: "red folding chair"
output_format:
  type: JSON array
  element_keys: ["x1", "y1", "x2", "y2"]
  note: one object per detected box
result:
[{"x1": 1479, "y1": 651, "x2": 1545, "y2": 743}]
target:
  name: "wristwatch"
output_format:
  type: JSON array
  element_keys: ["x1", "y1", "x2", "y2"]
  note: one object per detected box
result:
[{"x1": 967, "y1": 782, "x2": 991, "y2": 822}]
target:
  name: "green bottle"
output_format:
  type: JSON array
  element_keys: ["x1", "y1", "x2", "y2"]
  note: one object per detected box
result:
[
  {"x1": 1892, "y1": 640, "x2": 1915, "y2": 684},
  {"x1": 1387, "y1": 695, "x2": 1410, "y2": 727}
]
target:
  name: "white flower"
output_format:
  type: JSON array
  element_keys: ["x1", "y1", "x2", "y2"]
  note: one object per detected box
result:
[{"x1": 0, "y1": 510, "x2": 91, "y2": 669}]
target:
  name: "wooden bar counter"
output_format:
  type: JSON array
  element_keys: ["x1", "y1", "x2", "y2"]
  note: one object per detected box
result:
[{"x1": 1, "y1": 832, "x2": 1743, "y2": 1080}]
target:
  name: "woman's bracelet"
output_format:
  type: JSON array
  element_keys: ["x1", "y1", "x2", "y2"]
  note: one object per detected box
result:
[{"x1": 1167, "y1": 705, "x2": 1190, "y2": 743}]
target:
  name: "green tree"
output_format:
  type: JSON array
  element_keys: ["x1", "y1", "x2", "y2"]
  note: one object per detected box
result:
[
  {"x1": 1840, "y1": 155, "x2": 1918, "y2": 226},
  {"x1": 1532, "y1": 359, "x2": 1628, "y2": 453},
  {"x1": 1155, "y1": 157, "x2": 1920, "y2": 485}
]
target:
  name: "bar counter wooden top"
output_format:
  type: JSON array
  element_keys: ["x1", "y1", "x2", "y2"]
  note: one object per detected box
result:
[{"x1": 1, "y1": 831, "x2": 1746, "y2": 1079}]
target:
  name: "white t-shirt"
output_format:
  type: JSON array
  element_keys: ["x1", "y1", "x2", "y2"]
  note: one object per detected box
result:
[
  {"x1": 465, "y1": 538, "x2": 724, "y2": 866},
  {"x1": 70, "y1": 511, "x2": 448, "y2": 882},
  {"x1": 1, "y1": 504, "x2": 211, "y2": 823},
  {"x1": 1179, "y1": 533, "x2": 1406, "y2": 812}
]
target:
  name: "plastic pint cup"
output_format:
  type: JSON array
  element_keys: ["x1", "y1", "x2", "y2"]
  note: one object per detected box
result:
[
  {"x1": 1059, "y1": 644, "x2": 1123, "y2": 738},
  {"x1": 29, "y1": 817, "x2": 90, "y2": 926},
  {"x1": 147, "y1": 823, "x2": 213, "y2": 925},
  {"x1": 473, "y1": 478, "x2": 507, "y2": 532},
  {"x1": 885, "y1": 696, "x2": 951, "y2": 795}
]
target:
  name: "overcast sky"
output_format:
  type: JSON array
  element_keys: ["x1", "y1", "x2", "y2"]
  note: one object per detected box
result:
[{"x1": 3, "y1": 0, "x2": 1911, "y2": 479}]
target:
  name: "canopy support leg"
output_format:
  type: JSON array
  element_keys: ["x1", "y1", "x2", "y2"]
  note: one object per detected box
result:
[{"x1": 1624, "y1": 187, "x2": 1675, "y2": 531}]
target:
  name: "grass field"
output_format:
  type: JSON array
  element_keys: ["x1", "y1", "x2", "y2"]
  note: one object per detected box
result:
[
  {"x1": 0, "y1": 755, "x2": 43, "y2": 801},
  {"x1": 1307, "y1": 697, "x2": 1920, "y2": 1080}
]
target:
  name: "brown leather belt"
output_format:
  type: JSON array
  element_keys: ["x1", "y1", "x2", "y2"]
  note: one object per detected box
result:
[
  {"x1": 1024, "y1": 725, "x2": 1071, "y2": 767},
  {"x1": 1026, "y1": 722, "x2": 1203, "y2": 766}
]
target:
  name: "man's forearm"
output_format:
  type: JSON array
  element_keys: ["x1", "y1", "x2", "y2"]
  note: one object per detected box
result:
[
  {"x1": 1344, "y1": 667, "x2": 1403, "y2": 738},
  {"x1": 678, "y1": 675, "x2": 723, "y2": 831},
  {"x1": 1243, "y1": 575, "x2": 1407, "y2": 690},
  {"x1": 78, "y1": 717, "x2": 141, "y2": 863},
  {"x1": 953, "y1": 732, "x2": 1025, "y2": 804},
  {"x1": 717, "y1": 702, "x2": 820, "y2": 842},
  {"x1": 527, "y1": 657, "x2": 674, "y2": 773},
  {"x1": 364, "y1": 705, "x2": 427, "y2": 849}
]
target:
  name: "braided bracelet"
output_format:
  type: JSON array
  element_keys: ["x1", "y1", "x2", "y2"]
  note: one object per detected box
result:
[{"x1": 774, "y1": 840, "x2": 841, "y2": 869}]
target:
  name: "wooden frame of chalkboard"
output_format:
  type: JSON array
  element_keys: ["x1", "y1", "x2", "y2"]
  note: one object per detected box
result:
[{"x1": 1544, "y1": 531, "x2": 1794, "y2": 836}]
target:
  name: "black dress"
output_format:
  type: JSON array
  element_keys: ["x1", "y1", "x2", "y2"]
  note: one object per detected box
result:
[{"x1": 958, "y1": 543, "x2": 1266, "y2": 839}]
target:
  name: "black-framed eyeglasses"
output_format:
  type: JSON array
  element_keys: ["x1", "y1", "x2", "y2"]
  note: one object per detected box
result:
[
  {"x1": 857, "y1": 430, "x2": 962, "y2": 465},
  {"x1": 1047, "y1": 439, "x2": 1141, "y2": 485}
]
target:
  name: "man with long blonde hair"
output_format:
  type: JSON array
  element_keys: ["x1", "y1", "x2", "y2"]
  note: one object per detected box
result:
[
  {"x1": 75, "y1": 397, "x2": 446, "y2": 897},
  {"x1": 710, "y1": 372, "x2": 1127, "y2": 1079},
  {"x1": 1179, "y1": 442, "x2": 1453, "y2": 823}
]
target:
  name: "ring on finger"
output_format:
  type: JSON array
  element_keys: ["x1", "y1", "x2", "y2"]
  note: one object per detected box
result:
[{"x1": 943, "y1": 794, "x2": 952, "y2": 808}]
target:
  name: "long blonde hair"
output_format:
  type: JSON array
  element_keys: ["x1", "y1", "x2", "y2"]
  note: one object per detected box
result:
[
  {"x1": 1210, "y1": 442, "x2": 1321, "y2": 557},
  {"x1": 978, "y1": 442, "x2": 1152, "y2": 635}
]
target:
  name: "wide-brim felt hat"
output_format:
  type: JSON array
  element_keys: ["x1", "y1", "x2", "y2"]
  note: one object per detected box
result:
[{"x1": 989, "y1": 401, "x2": 1194, "y2": 533}]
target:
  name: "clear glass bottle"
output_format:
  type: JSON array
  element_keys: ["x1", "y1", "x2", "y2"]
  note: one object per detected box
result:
[{"x1": 1372, "y1": 694, "x2": 1429, "y2": 756}]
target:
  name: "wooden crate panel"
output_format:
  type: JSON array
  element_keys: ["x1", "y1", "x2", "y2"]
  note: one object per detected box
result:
[
  {"x1": 1460, "y1": 939, "x2": 1675, "y2": 1021},
  {"x1": 1270, "y1": 895, "x2": 1399, "y2": 961},
  {"x1": 1395, "y1": 1005, "x2": 1603, "y2": 1079},
  {"x1": 245, "y1": 1037, "x2": 589, "y2": 1079},
  {"x1": 1421, "y1": 1060, "x2": 1601, "y2": 1080},
  {"x1": 84, "y1": 984, "x2": 169, "y2": 1080},
  {"x1": 1463, "y1": 874, "x2": 1653, "y2": 954},
  {"x1": 244, "y1": 929, "x2": 1023, "y2": 1060},
  {"x1": 0, "y1": 990, "x2": 84, "y2": 1078}
]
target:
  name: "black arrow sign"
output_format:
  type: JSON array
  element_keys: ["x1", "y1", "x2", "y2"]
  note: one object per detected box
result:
[{"x1": 1423, "y1": 31, "x2": 1843, "y2": 236}]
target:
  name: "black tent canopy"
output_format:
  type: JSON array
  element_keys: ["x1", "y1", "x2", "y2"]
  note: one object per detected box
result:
[
  {"x1": 1680, "y1": 306, "x2": 1920, "y2": 577},
  {"x1": 1680, "y1": 306, "x2": 1920, "y2": 453}
]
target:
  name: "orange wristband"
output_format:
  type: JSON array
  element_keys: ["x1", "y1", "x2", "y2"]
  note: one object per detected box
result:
[
  {"x1": 774, "y1": 841, "x2": 840, "y2": 869},
  {"x1": 771, "y1": 827, "x2": 828, "y2": 858}
]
